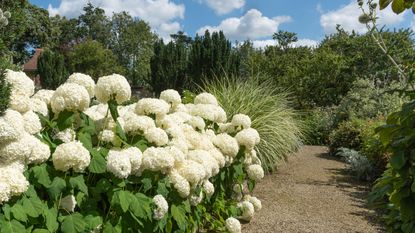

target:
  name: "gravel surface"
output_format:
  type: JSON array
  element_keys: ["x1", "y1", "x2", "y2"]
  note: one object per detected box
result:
[{"x1": 243, "y1": 146, "x2": 385, "y2": 233}]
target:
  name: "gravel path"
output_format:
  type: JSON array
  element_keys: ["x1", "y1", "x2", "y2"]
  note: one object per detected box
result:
[{"x1": 243, "y1": 146, "x2": 385, "y2": 233}]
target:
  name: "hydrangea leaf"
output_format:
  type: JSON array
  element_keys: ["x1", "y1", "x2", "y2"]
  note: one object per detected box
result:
[
  {"x1": 10, "y1": 204, "x2": 27, "y2": 223},
  {"x1": 69, "y1": 175, "x2": 88, "y2": 195},
  {"x1": 111, "y1": 190, "x2": 130, "y2": 213},
  {"x1": 47, "y1": 177, "x2": 66, "y2": 200},
  {"x1": 89, "y1": 149, "x2": 107, "y2": 174},
  {"x1": 44, "y1": 207, "x2": 58, "y2": 233},
  {"x1": 171, "y1": 204, "x2": 187, "y2": 230},
  {"x1": 1, "y1": 219, "x2": 26, "y2": 233},
  {"x1": 60, "y1": 213, "x2": 87, "y2": 233},
  {"x1": 31, "y1": 164, "x2": 51, "y2": 188},
  {"x1": 56, "y1": 110, "x2": 75, "y2": 131}
]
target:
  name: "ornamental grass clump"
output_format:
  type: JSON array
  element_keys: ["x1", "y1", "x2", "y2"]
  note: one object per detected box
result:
[
  {"x1": 0, "y1": 71, "x2": 264, "y2": 233},
  {"x1": 203, "y1": 76, "x2": 304, "y2": 171}
]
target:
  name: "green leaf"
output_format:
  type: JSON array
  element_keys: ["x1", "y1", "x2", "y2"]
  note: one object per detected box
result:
[
  {"x1": 111, "y1": 190, "x2": 130, "y2": 213},
  {"x1": 115, "y1": 121, "x2": 127, "y2": 142},
  {"x1": 10, "y1": 204, "x2": 27, "y2": 223},
  {"x1": 44, "y1": 207, "x2": 58, "y2": 233},
  {"x1": 129, "y1": 194, "x2": 151, "y2": 220},
  {"x1": 89, "y1": 149, "x2": 107, "y2": 174},
  {"x1": 390, "y1": 151, "x2": 407, "y2": 170},
  {"x1": 108, "y1": 99, "x2": 119, "y2": 120},
  {"x1": 84, "y1": 215, "x2": 103, "y2": 231},
  {"x1": 380, "y1": 0, "x2": 393, "y2": 9},
  {"x1": 47, "y1": 177, "x2": 67, "y2": 200},
  {"x1": 402, "y1": 222, "x2": 415, "y2": 233},
  {"x1": 56, "y1": 110, "x2": 75, "y2": 131},
  {"x1": 1, "y1": 219, "x2": 26, "y2": 233},
  {"x1": 156, "y1": 181, "x2": 169, "y2": 197},
  {"x1": 31, "y1": 164, "x2": 51, "y2": 187},
  {"x1": 77, "y1": 132, "x2": 93, "y2": 151},
  {"x1": 69, "y1": 175, "x2": 88, "y2": 195},
  {"x1": 32, "y1": 229, "x2": 50, "y2": 233},
  {"x1": 401, "y1": 197, "x2": 415, "y2": 222},
  {"x1": 60, "y1": 213, "x2": 87, "y2": 233},
  {"x1": 141, "y1": 178, "x2": 152, "y2": 192},
  {"x1": 171, "y1": 204, "x2": 187, "y2": 230},
  {"x1": 103, "y1": 221, "x2": 122, "y2": 233},
  {"x1": 392, "y1": 0, "x2": 406, "y2": 13},
  {"x1": 22, "y1": 197, "x2": 42, "y2": 218}
]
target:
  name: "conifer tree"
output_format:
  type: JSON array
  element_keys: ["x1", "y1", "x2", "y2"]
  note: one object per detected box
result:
[{"x1": 37, "y1": 49, "x2": 68, "y2": 89}]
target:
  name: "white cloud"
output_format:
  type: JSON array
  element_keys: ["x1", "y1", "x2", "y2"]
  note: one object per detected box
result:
[
  {"x1": 48, "y1": 0, "x2": 185, "y2": 40},
  {"x1": 320, "y1": 0, "x2": 406, "y2": 34},
  {"x1": 292, "y1": 39, "x2": 319, "y2": 48},
  {"x1": 201, "y1": 0, "x2": 245, "y2": 15},
  {"x1": 252, "y1": 38, "x2": 319, "y2": 49},
  {"x1": 197, "y1": 9, "x2": 292, "y2": 41}
]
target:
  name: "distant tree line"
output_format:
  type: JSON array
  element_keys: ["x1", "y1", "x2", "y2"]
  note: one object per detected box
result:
[{"x1": 0, "y1": 0, "x2": 414, "y2": 108}]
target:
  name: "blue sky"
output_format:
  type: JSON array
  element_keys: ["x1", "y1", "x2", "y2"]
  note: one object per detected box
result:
[{"x1": 29, "y1": 0, "x2": 414, "y2": 47}]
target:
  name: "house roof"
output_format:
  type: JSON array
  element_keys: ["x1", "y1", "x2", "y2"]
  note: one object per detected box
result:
[{"x1": 23, "y1": 48, "x2": 42, "y2": 72}]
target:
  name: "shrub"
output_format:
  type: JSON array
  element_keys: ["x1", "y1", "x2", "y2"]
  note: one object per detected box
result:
[
  {"x1": 0, "y1": 72, "x2": 265, "y2": 232},
  {"x1": 360, "y1": 117, "x2": 389, "y2": 170},
  {"x1": 37, "y1": 49, "x2": 68, "y2": 89},
  {"x1": 303, "y1": 107, "x2": 337, "y2": 145},
  {"x1": 203, "y1": 76, "x2": 304, "y2": 172},
  {"x1": 368, "y1": 99, "x2": 415, "y2": 232},
  {"x1": 336, "y1": 147, "x2": 375, "y2": 181},
  {"x1": 329, "y1": 118, "x2": 365, "y2": 155},
  {"x1": 335, "y1": 79, "x2": 406, "y2": 122}
]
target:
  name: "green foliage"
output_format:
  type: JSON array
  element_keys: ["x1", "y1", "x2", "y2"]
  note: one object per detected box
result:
[
  {"x1": 303, "y1": 107, "x2": 337, "y2": 145},
  {"x1": 0, "y1": 69, "x2": 10, "y2": 115},
  {"x1": 150, "y1": 40, "x2": 188, "y2": 95},
  {"x1": 329, "y1": 118, "x2": 366, "y2": 155},
  {"x1": 68, "y1": 40, "x2": 125, "y2": 80},
  {"x1": 37, "y1": 49, "x2": 68, "y2": 89},
  {"x1": 203, "y1": 76, "x2": 304, "y2": 171},
  {"x1": 335, "y1": 79, "x2": 407, "y2": 122},
  {"x1": 368, "y1": 98, "x2": 415, "y2": 232},
  {"x1": 360, "y1": 117, "x2": 389, "y2": 169},
  {"x1": 336, "y1": 148, "x2": 375, "y2": 181},
  {"x1": 379, "y1": 0, "x2": 415, "y2": 14}
]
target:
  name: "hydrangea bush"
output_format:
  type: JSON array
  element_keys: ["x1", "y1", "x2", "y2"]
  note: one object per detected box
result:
[{"x1": 0, "y1": 70, "x2": 264, "y2": 232}]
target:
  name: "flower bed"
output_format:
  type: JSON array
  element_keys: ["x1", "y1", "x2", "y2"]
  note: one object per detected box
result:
[{"x1": 0, "y1": 71, "x2": 264, "y2": 232}]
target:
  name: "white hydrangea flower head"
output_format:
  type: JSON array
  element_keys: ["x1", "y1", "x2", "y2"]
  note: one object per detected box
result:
[
  {"x1": 167, "y1": 112, "x2": 192, "y2": 124},
  {"x1": 0, "y1": 162, "x2": 29, "y2": 197},
  {"x1": 212, "y1": 133, "x2": 239, "y2": 158},
  {"x1": 244, "y1": 195, "x2": 262, "y2": 212},
  {"x1": 153, "y1": 194, "x2": 168, "y2": 220},
  {"x1": 231, "y1": 114, "x2": 251, "y2": 130},
  {"x1": 136, "y1": 98, "x2": 170, "y2": 117},
  {"x1": 187, "y1": 150, "x2": 219, "y2": 178},
  {"x1": 98, "y1": 129, "x2": 121, "y2": 145},
  {"x1": 106, "y1": 149, "x2": 132, "y2": 179},
  {"x1": 167, "y1": 146, "x2": 186, "y2": 167},
  {"x1": 9, "y1": 93, "x2": 31, "y2": 113},
  {"x1": 173, "y1": 103, "x2": 188, "y2": 113},
  {"x1": 218, "y1": 123, "x2": 235, "y2": 134},
  {"x1": 194, "y1": 93, "x2": 218, "y2": 106},
  {"x1": 186, "y1": 116, "x2": 205, "y2": 131},
  {"x1": 204, "y1": 129, "x2": 216, "y2": 140},
  {"x1": 182, "y1": 126, "x2": 214, "y2": 151},
  {"x1": 190, "y1": 191, "x2": 204, "y2": 206},
  {"x1": 51, "y1": 83, "x2": 90, "y2": 114},
  {"x1": 120, "y1": 111, "x2": 155, "y2": 135},
  {"x1": 95, "y1": 74, "x2": 131, "y2": 104},
  {"x1": 235, "y1": 128, "x2": 260, "y2": 150},
  {"x1": 176, "y1": 160, "x2": 206, "y2": 186},
  {"x1": 54, "y1": 128, "x2": 76, "y2": 143},
  {"x1": 30, "y1": 98, "x2": 49, "y2": 117},
  {"x1": 0, "y1": 134, "x2": 33, "y2": 163},
  {"x1": 233, "y1": 183, "x2": 243, "y2": 194},
  {"x1": 0, "y1": 183, "x2": 10, "y2": 204},
  {"x1": 189, "y1": 104, "x2": 226, "y2": 123},
  {"x1": 52, "y1": 141, "x2": 91, "y2": 172},
  {"x1": 5, "y1": 69, "x2": 34, "y2": 96},
  {"x1": 22, "y1": 110, "x2": 42, "y2": 134},
  {"x1": 142, "y1": 147, "x2": 174, "y2": 173},
  {"x1": 168, "y1": 138, "x2": 188, "y2": 154},
  {"x1": 124, "y1": 147, "x2": 142, "y2": 175},
  {"x1": 144, "y1": 127, "x2": 168, "y2": 146},
  {"x1": 237, "y1": 201, "x2": 255, "y2": 221},
  {"x1": 169, "y1": 170, "x2": 190, "y2": 198},
  {"x1": 0, "y1": 109, "x2": 25, "y2": 143},
  {"x1": 160, "y1": 89, "x2": 181, "y2": 108},
  {"x1": 225, "y1": 217, "x2": 241, "y2": 233},
  {"x1": 60, "y1": 195, "x2": 77, "y2": 212},
  {"x1": 155, "y1": 114, "x2": 179, "y2": 130},
  {"x1": 67, "y1": 73, "x2": 96, "y2": 98},
  {"x1": 32, "y1": 89, "x2": 55, "y2": 105},
  {"x1": 26, "y1": 135, "x2": 51, "y2": 164},
  {"x1": 203, "y1": 180, "x2": 215, "y2": 197},
  {"x1": 209, "y1": 148, "x2": 226, "y2": 168},
  {"x1": 246, "y1": 164, "x2": 264, "y2": 181}
]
